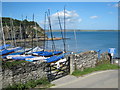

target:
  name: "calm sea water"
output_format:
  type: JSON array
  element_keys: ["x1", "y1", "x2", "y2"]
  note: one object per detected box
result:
[{"x1": 46, "y1": 31, "x2": 119, "y2": 57}]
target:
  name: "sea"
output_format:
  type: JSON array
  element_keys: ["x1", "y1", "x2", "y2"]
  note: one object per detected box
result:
[{"x1": 46, "y1": 31, "x2": 119, "y2": 57}]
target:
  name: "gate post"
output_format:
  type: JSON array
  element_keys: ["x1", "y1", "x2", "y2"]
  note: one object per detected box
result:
[{"x1": 69, "y1": 55, "x2": 74, "y2": 74}]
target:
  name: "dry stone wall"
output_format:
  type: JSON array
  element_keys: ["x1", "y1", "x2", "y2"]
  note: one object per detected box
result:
[
  {"x1": 69, "y1": 51, "x2": 111, "y2": 74},
  {"x1": 1, "y1": 61, "x2": 47, "y2": 88},
  {"x1": 69, "y1": 51, "x2": 98, "y2": 73}
]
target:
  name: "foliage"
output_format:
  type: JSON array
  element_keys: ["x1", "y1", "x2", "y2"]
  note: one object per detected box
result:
[
  {"x1": 4, "y1": 78, "x2": 51, "y2": 89},
  {"x1": 72, "y1": 63, "x2": 120, "y2": 77},
  {"x1": 2, "y1": 17, "x2": 39, "y2": 27}
]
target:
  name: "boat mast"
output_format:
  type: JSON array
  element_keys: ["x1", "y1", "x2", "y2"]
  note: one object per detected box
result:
[
  {"x1": 63, "y1": 6, "x2": 66, "y2": 53},
  {"x1": 23, "y1": 15, "x2": 26, "y2": 53},
  {"x1": 5, "y1": 23, "x2": 11, "y2": 40},
  {"x1": 11, "y1": 20, "x2": 17, "y2": 47},
  {"x1": 47, "y1": 9, "x2": 56, "y2": 51},
  {"x1": 19, "y1": 20, "x2": 23, "y2": 47},
  {"x1": 32, "y1": 14, "x2": 34, "y2": 53},
  {"x1": 10, "y1": 18, "x2": 14, "y2": 47},
  {"x1": 0, "y1": 17, "x2": 6, "y2": 48},
  {"x1": 44, "y1": 12, "x2": 46, "y2": 50},
  {"x1": 35, "y1": 21, "x2": 38, "y2": 47},
  {"x1": 57, "y1": 11, "x2": 66, "y2": 51}
]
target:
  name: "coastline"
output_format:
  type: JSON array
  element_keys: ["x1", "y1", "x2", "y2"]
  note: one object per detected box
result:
[{"x1": 45, "y1": 30, "x2": 119, "y2": 32}]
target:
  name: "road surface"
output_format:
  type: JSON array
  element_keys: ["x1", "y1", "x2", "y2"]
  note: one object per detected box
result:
[{"x1": 51, "y1": 70, "x2": 118, "y2": 88}]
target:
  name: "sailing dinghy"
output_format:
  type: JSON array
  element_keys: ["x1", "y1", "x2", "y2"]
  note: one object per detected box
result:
[{"x1": 3, "y1": 48, "x2": 32, "y2": 59}]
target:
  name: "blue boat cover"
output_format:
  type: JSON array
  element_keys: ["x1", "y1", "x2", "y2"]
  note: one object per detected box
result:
[
  {"x1": 2, "y1": 52, "x2": 24, "y2": 59},
  {"x1": 2, "y1": 48, "x2": 33, "y2": 58},
  {"x1": 46, "y1": 55, "x2": 64, "y2": 63},
  {"x1": 0, "y1": 47, "x2": 22, "y2": 55},
  {"x1": 0, "y1": 44, "x2": 11, "y2": 50},
  {"x1": 12, "y1": 56, "x2": 35, "y2": 60},
  {"x1": 39, "y1": 51, "x2": 63, "y2": 56},
  {"x1": 53, "y1": 51, "x2": 63, "y2": 54}
]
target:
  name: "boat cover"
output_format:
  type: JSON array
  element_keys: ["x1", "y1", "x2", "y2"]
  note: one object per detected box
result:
[
  {"x1": 39, "y1": 51, "x2": 63, "y2": 56},
  {"x1": 6, "y1": 55, "x2": 31, "y2": 59},
  {"x1": 46, "y1": 55, "x2": 64, "y2": 63},
  {"x1": 0, "y1": 44, "x2": 11, "y2": 50},
  {"x1": 25, "y1": 57, "x2": 47, "y2": 61},
  {"x1": 2, "y1": 48, "x2": 32, "y2": 59},
  {"x1": 11, "y1": 55, "x2": 35, "y2": 60},
  {"x1": 0, "y1": 47, "x2": 22, "y2": 55},
  {"x1": 2, "y1": 52, "x2": 24, "y2": 59},
  {"x1": 25, "y1": 57, "x2": 47, "y2": 62}
]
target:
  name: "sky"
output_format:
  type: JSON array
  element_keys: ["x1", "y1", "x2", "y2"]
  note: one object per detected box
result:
[
  {"x1": 1, "y1": 0, "x2": 120, "y2": 2},
  {"x1": 2, "y1": 2, "x2": 118, "y2": 30}
]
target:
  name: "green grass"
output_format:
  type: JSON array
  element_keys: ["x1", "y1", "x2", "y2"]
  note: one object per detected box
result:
[
  {"x1": 72, "y1": 64, "x2": 120, "y2": 77},
  {"x1": 4, "y1": 78, "x2": 53, "y2": 89}
]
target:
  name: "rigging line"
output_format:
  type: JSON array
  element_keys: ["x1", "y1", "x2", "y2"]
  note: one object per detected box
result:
[
  {"x1": 12, "y1": 20, "x2": 17, "y2": 47},
  {"x1": 5, "y1": 22, "x2": 12, "y2": 46},
  {"x1": 64, "y1": 5, "x2": 66, "y2": 52},
  {"x1": 44, "y1": 12, "x2": 47, "y2": 50},
  {"x1": 5, "y1": 23, "x2": 11, "y2": 40},
  {"x1": 24, "y1": 16, "x2": 27, "y2": 53},
  {"x1": 22, "y1": 15, "x2": 26, "y2": 52},
  {"x1": 35, "y1": 21, "x2": 38, "y2": 47},
  {"x1": 5, "y1": 23, "x2": 12, "y2": 45},
  {"x1": 47, "y1": 9, "x2": 56, "y2": 51},
  {"x1": 57, "y1": 11, "x2": 66, "y2": 51},
  {"x1": 10, "y1": 18, "x2": 15, "y2": 47},
  {"x1": 0, "y1": 17, "x2": 6, "y2": 48},
  {"x1": 19, "y1": 21, "x2": 23, "y2": 47},
  {"x1": 46, "y1": 19, "x2": 49, "y2": 50},
  {"x1": 32, "y1": 14, "x2": 34, "y2": 53}
]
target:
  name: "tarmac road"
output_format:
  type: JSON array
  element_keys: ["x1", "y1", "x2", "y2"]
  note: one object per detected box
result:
[{"x1": 51, "y1": 70, "x2": 118, "y2": 88}]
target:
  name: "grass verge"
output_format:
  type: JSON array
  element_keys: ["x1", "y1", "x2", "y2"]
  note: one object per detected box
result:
[{"x1": 72, "y1": 64, "x2": 120, "y2": 77}]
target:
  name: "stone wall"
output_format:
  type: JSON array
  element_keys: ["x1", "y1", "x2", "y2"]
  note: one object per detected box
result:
[
  {"x1": 69, "y1": 51, "x2": 98, "y2": 73},
  {"x1": 69, "y1": 51, "x2": 111, "y2": 74},
  {"x1": 1, "y1": 61, "x2": 47, "y2": 88},
  {"x1": 100, "y1": 52, "x2": 111, "y2": 61}
]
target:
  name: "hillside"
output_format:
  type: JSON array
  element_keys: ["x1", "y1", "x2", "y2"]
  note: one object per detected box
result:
[{"x1": 2, "y1": 17, "x2": 45, "y2": 40}]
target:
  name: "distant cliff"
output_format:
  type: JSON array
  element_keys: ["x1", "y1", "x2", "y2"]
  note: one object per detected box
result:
[{"x1": 2, "y1": 17, "x2": 45, "y2": 40}]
